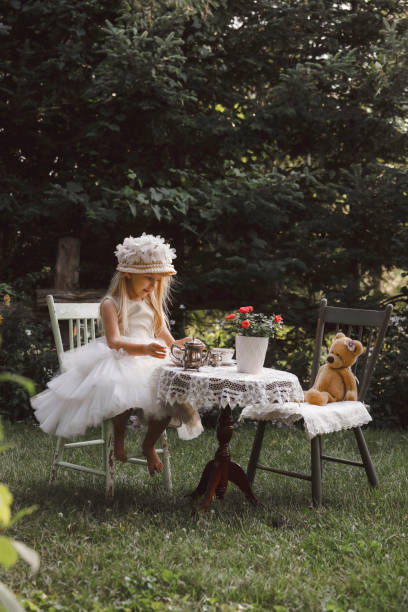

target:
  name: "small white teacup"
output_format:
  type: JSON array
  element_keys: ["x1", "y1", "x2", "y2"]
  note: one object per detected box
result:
[{"x1": 210, "y1": 347, "x2": 235, "y2": 364}]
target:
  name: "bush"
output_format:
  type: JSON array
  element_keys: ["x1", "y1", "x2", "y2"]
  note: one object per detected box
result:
[
  {"x1": 367, "y1": 302, "x2": 408, "y2": 427},
  {"x1": 0, "y1": 303, "x2": 58, "y2": 421}
]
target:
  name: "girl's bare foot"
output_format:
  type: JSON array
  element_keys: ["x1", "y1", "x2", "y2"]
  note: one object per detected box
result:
[{"x1": 142, "y1": 442, "x2": 163, "y2": 476}]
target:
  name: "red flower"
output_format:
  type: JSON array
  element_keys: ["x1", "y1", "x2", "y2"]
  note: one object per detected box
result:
[
  {"x1": 226, "y1": 313, "x2": 236, "y2": 320},
  {"x1": 274, "y1": 314, "x2": 283, "y2": 323},
  {"x1": 247, "y1": 306, "x2": 254, "y2": 312},
  {"x1": 239, "y1": 306, "x2": 253, "y2": 313},
  {"x1": 241, "y1": 319, "x2": 251, "y2": 328}
]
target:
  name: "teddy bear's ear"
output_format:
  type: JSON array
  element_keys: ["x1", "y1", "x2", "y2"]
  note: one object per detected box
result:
[
  {"x1": 354, "y1": 340, "x2": 364, "y2": 356},
  {"x1": 335, "y1": 332, "x2": 345, "y2": 339}
]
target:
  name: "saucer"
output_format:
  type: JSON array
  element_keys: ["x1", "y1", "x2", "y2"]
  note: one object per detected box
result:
[
  {"x1": 170, "y1": 359, "x2": 183, "y2": 367},
  {"x1": 221, "y1": 360, "x2": 235, "y2": 366}
]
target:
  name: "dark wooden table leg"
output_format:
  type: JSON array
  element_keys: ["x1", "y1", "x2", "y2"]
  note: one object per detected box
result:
[
  {"x1": 190, "y1": 460, "x2": 215, "y2": 499},
  {"x1": 228, "y1": 462, "x2": 259, "y2": 505},
  {"x1": 191, "y1": 405, "x2": 259, "y2": 512}
]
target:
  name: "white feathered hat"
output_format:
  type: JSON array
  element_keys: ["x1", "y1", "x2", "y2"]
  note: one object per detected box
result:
[{"x1": 115, "y1": 233, "x2": 177, "y2": 275}]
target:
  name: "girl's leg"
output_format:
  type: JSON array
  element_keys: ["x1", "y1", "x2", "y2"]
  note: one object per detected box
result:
[
  {"x1": 113, "y1": 409, "x2": 131, "y2": 462},
  {"x1": 142, "y1": 417, "x2": 171, "y2": 476}
]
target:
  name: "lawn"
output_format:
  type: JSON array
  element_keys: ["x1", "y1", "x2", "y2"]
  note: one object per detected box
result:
[{"x1": 1, "y1": 420, "x2": 407, "y2": 612}]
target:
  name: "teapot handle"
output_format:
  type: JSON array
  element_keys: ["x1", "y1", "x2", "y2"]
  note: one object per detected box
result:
[
  {"x1": 170, "y1": 343, "x2": 185, "y2": 361},
  {"x1": 202, "y1": 346, "x2": 210, "y2": 365}
]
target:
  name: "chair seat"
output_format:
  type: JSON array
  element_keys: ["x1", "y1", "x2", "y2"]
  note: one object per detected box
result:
[{"x1": 239, "y1": 400, "x2": 372, "y2": 440}]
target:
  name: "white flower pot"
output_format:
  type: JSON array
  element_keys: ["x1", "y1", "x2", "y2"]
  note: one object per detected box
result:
[{"x1": 235, "y1": 335, "x2": 269, "y2": 374}]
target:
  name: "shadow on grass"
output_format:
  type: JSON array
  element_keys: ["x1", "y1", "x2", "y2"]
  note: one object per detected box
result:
[{"x1": 14, "y1": 475, "x2": 308, "y2": 532}]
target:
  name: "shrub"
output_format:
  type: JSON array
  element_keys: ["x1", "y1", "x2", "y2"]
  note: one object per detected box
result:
[
  {"x1": 0, "y1": 303, "x2": 58, "y2": 421},
  {"x1": 367, "y1": 302, "x2": 408, "y2": 427}
]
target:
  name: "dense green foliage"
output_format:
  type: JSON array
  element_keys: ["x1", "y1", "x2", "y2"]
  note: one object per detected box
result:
[
  {"x1": 1, "y1": 1, "x2": 408, "y2": 423},
  {"x1": 0, "y1": 304, "x2": 58, "y2": 421},
  {"x1": 2, "y1": 0, "x2": 407, "y2": 302},
  {"x1": 368, "y1": 302, "x2": 408, "y2": 427},
  {"x1": 2, "y1": 422, "x2": 408, "y2": 610}
]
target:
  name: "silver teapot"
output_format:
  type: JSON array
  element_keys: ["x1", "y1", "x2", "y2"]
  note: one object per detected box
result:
[{"x1": 170, "y1": 338, "x2": 209, "y2": 370}]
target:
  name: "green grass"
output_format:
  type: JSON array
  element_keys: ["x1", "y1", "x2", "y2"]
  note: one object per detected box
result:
[{"x1": 1, "y1": 421, "x2": 408, "y2": 612}]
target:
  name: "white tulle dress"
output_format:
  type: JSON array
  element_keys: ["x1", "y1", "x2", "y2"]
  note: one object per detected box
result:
[{"x1": 31, "y1": 297, "x2": 203, "y2": 440}]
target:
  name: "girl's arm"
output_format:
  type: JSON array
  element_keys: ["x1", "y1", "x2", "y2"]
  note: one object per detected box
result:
[
  {"x1": 156, "y1": 325, "x2": 191, "y2": 348},
  {"x1": 101, "y1": 300, "x2": 166, "y2": 359}
]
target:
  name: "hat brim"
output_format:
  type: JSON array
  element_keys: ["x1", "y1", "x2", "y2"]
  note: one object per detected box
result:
[{"x1": 117, "y1": 264, "x2": 176, "y2": 275}]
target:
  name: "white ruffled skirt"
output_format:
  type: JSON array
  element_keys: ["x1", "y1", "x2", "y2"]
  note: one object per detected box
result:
[{"x1": 31, "y1": 337, "x2": 203, "y2": 440}]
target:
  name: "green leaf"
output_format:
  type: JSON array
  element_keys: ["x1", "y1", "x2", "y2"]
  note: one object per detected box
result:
[
  {"x1": 128, "y1": 201, "x2": 137, "y2": 217},
  {"x1": 0, "y1": 485, "x2": 13, "y2": 527},
  {"x1": 0, "y1": 374, "x2": 35, "y2": 396},
  {"x1": 0, "y1": 537, "x2": 18, "y2": 569},
  {"x1": 9, "y1": 505, "x2": 38, "y2": 528},
  {"x1": 161, "y1": 568, "x2": 176, "y2": 583},
  {"x1": 150, "y1": 188, "x2": 163, "y2": 202},
  {"x1": 151, "y1": 205, "x2": 161, "y2": 221}
]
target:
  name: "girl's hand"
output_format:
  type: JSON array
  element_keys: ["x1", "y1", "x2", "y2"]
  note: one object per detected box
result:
[
  {"x1": 145, "y1": 342, "x2": 167, "y2": 358},
  {"x1": 173, "y1": 337, "x2": 192, "y2": 347}
]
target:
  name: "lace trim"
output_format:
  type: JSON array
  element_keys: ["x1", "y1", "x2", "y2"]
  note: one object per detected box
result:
[
  {"x1": 157, "y1": 366, "x2": 304, "y2": 414},
  {"x1": 239, "y1": 400, "x2": 372, "y2": 440}
]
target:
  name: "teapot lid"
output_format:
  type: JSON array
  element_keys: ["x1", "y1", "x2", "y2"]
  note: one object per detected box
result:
[{"x1": 186, "y1": 337, "x2": 204, "y2": 346}]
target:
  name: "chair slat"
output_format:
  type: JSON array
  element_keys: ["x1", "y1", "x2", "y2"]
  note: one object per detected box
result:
[
  {"x1": 84, "y1": 319, "x2": 89, "y2": 344},
  {"x1": 324, "y1": 305, "x2": 388, "y2": 327},
  {"x1": 69, "y1": 319, "x2": 74, "y2": 350},
  {"x1": 91, "y1": 319, "x2": 96, "y2": 341},
  {"x1": 52, "y1": 302, "x2": 100, "y2": 319},
  {"x1": 353, "y1": 326, "x2": 365, "y2": 380},
  {"x1": 76, "y1": 319, "x2": 81, "y2": 347},
  {"x1": 357, "y1": 326, "x2": 364, "y2": 342}
]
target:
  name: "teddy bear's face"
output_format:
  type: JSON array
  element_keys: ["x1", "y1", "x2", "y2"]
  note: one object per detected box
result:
[{"x1": 326, "y1": 332, "x2": 364, "y2": 369}]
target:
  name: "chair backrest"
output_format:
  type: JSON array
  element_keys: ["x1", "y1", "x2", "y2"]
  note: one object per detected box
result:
[
  {"x1": 310, "y1": 298, "x2": 393, "y2": 401},
  {"x1": 47, "y1": 295, "x2": 101, "y2": 367}
]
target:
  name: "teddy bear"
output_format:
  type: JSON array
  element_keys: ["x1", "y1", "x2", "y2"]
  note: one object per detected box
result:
[{"x1": 304, "y1": 332, "x2": 364, "y2": 406}]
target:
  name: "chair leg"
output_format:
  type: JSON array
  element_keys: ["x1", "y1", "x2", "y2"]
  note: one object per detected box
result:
[
  {"x1": 104, "y1": 419, "x2": 115, "y2": 498},
  {"x1": 317, "y1": 435, "x2": 323, "y2": 477},
  {"x1": 161, "y1": 430, "x2": 173, "y2": 495},
  {"x1": 354, "y1": 427, "x2": 378, "y2": 487},
  {"x1": 247, "y1": 421, "x2": 266, "y2": 484},
  {"x1": 49, "y1": 436, "x2": 65, "y2": 485},
  {"x1": 311, "y1": 436, "x2": 322, "y2": 507}
]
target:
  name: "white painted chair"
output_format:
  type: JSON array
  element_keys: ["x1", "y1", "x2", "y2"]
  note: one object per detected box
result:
[{"x1": 46, "y1": 295, "x2": 173, "y2": 497}]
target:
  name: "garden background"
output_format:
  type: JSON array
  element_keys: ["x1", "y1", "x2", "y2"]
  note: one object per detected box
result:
[{"x1": 1, "y1": 1, "x2": 408, "y2": 610}]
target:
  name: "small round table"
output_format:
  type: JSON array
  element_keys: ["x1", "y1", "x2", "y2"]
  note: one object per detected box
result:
[{"x1": 157, "y1": 364, "x2": 304, "y2": 512}]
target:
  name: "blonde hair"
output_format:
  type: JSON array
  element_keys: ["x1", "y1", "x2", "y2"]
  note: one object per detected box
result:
[{"x1": 101, "y1": 271, "x2": 173, "y2": 336}]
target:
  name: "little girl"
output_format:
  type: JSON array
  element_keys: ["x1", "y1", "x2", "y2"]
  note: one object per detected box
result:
[{"x1": 31, "y1": 233, "x2": 203, "y2": 476}]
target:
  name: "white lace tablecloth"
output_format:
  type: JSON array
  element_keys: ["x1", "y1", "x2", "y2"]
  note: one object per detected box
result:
[{"x1": 156, "y1": 364, "x2": 304, "y2": 413}]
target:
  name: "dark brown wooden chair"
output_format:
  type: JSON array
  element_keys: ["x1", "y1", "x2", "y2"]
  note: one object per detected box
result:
[{"x1": 246, "y1": 298, "x2": 393, "y2": 507}]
